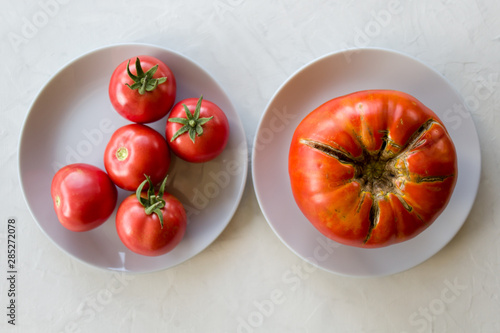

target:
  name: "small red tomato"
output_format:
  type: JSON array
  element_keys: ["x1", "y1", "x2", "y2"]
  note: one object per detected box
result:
[
  {"x1": 109, "y1": 55, "x2": 176, "y2": 123},
  {"x1": 166, "y1": 95, "x2": 230, "y2": 163},
  {"x1": 51, "y1": 163, "x2": 117, "y2": 232},
  {"x1": 116, "y1": 176, "x2": 187, "y2": 256},
  {"x1": 104, "y1": 124, "x2": 170, "y2": 191}
]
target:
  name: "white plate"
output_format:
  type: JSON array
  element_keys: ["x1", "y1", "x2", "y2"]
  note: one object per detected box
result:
[
  {"x1": 19, "y1": 43, "x2": 248, "y2": 273},
  {"x1": 252, "y1": 48, "x2": 481, "y2": 277}
]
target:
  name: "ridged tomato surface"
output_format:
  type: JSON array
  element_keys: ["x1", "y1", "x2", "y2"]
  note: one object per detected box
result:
[{"x1": 288, "y1": 90, "x2": 457, "y2": 248}]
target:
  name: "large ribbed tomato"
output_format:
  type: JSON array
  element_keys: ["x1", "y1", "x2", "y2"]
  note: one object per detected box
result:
[{"x1": 288, "y1": 90, "x2": 458, "y2": 248}]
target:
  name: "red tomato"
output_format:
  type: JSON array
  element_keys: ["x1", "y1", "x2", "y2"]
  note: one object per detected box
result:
[
  {"x1": 109, "y1": 55, "x2": 176, "y2": 123},
  {"x1": 288, "y1": 90, "x2": 458, "y2": 248},
  {"x1": 104, "y1": 124, "x2": 170, "y2": 191},
  {"x1": 116, "y1": 176, "x2": 187, "y2": 256},
  {"x1": 51, "y1": 163, "x2": 117, "y2": 232},
  {"x1": 166, "y1": 95, "x2": 230, "y2": 163}
]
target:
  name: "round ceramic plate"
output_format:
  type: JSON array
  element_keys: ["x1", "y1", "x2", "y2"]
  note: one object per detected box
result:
[
  {"x1": 252, "y1": 48, "x2": 481, "y2": 277},
  {"x1": 19, "y1": 43, "x2": 248, "y2": 273}
]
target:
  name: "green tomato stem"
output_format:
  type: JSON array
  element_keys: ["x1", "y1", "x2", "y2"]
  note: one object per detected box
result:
[
  {"x1": 168, "y1": 95, "x2": 214, "y2": 144},
  {"x1": 125, "y1": 58, "x2": 167, "y2": 95},
  {"x1": 136, "y1": 175, "x2": 169, "y2": 229}
]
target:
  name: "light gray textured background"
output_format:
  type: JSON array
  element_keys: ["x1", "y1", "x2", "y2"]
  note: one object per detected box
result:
[{"x1": 1, "y1": 0, "x2": 499, "y2": 332}]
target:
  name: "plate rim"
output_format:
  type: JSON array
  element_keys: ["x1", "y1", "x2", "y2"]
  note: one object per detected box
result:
[
  {"x1": 252, "y1": 46, "x2": 482, "y2": 277},
  {"x1": 18, "y1": 42, "x2": 248, "y2": 273}
]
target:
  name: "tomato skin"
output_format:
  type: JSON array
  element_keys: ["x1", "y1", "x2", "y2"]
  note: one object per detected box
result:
[
  {"x1": 288, "y1": 90, "x2": 458, "y2": 248},
  {"x1": 104, "y1": 124, "x2": 170, "y2": 191},
  {"x1": 166, "y1": 98, "x2": 230, "y2": 163},
  {"x1": 51, "y1": 163, "x2": 117, "y2": 232},
  {"x1": 109, "y1": 55, "x2": 176, "y2": 123},
  {"x1": 116, "y1": 192, "x2": 187, "y2": 256}
]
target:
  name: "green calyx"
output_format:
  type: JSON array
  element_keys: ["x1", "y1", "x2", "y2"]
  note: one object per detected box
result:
[
  {"x1": 168, "y1": 95, "x2": 213, "y2": 143},
  {"x1": 125, "y1": 57, "x2": 167, "y2": 95},
  {"x1": 136, "y1": 175, "x2": 168, "y2": 228}
]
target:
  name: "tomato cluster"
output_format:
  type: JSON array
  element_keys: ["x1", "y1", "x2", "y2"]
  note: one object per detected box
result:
[{"x1": 51, "y1": 55, "x2": 230, "y2": 257}]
